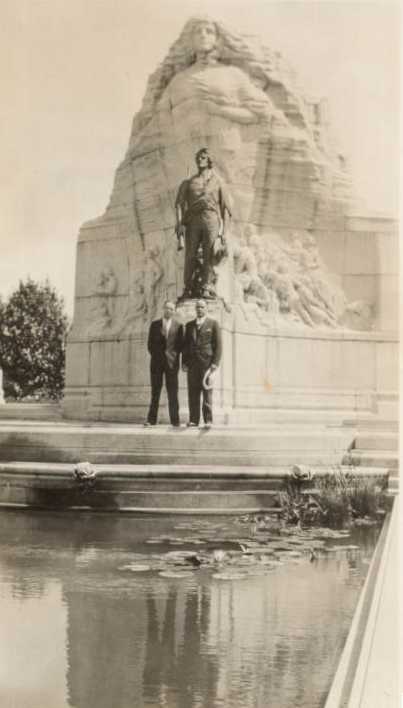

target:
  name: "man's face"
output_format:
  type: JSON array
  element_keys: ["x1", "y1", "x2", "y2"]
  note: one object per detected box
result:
[
  {"x1": 195, "y1": 300, "x2": 207, "y2": 318},
  {"x1": 196, "y1": 151, "x2": 209, "y2": 169},
  {"x1": 163, "y1": 302, "x2": 175, "y2": 319}
]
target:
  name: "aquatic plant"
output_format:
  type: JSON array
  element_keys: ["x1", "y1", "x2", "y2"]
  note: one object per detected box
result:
[{"x1": 276, "y1": 467, "x2": 389, "y2": 528}]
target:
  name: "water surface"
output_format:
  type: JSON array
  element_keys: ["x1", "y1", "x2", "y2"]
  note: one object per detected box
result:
[{"x1": 0, "y1": 512, "x2": 378, "y2": 708}]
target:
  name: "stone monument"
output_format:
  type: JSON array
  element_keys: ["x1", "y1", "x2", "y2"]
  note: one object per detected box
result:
[{"x1": 64, "y1": 16, "x2": 398, "y2": 422}]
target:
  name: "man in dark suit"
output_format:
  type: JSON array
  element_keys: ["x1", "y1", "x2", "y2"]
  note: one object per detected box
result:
[
  {"x1": 145, "y1": 301, "x2": 184, "y2": 427},
  {"x1": 182, "y1": 299, "x2": 222, "y2": 429}
]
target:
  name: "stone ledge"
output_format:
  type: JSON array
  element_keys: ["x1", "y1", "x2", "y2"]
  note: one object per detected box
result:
[
  {"x1": 65, "y1": 327, "x2": 399, "y2": 344},
  {"x1": 0, "y1": 461, "x2": 389, "y2": 480},
  {"x1": 324, "y1": 499, "x2": 399, "y2": 707},
  {"x1": 0, "y1": 461, "x2": 391, "y2": 513}
]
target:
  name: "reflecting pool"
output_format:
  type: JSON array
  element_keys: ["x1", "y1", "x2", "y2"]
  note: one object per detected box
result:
[{"x1": 0, "y1": 512, "x2": 379, "y2": 708}]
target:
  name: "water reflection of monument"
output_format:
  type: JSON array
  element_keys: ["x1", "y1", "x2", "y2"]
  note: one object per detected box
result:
[
  {"x1": 64, "y1": 16, "x2": 397, "y2": 422},
  {"x1": 62, "y1": 560, "x2": 367, "y2": 708},
  {"x1": 65, "y1": 590, "x2": 148, "y2": 708},
  {"x1": 64, "y1": 583, "x2": 219, "y2": 708}
]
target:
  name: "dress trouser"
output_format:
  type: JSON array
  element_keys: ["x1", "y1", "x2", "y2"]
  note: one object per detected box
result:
[
  {"x1": 187, "y1": 364, "x2": 213, "y2": 425},
  {"x1": 147, "y1": 364, "x2": 179, "y2": 425}
]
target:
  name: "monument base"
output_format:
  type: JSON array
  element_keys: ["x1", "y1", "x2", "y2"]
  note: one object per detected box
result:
[{"x1": 63, "y1": 298, "x2": 398, "y2": 424}]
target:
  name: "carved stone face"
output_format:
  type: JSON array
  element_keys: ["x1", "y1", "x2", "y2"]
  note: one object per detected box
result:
[{"x1": 192, "y1": 22, "x2": 217, "y2": 55}]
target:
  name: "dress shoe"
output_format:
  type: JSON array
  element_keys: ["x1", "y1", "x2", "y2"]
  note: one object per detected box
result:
[
  {"x1": 143, "y1": 421, "x2": 155, "y2": 427},
  {"x1": 186, "y1": 422, "x2": 198, "y2": 428}
]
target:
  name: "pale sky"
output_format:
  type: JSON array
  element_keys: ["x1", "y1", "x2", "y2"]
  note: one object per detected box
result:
[{"x1": 0, "y1": 0, "x2": 399, "y2": 316}]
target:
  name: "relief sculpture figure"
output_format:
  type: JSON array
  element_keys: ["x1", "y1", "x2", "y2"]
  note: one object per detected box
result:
[
  {"x1": 143, "y1": 246, "x2": 164, "y2": 319},
  {"x1": 89, "y1": 267, "x2": 118, "y2": 335},
  {"x1": 131, "y1": 17, "x2": 292, "y2": 149}
]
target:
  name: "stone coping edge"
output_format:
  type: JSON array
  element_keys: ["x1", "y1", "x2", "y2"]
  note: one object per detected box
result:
[
  {"x1": 324, "y1": 497, "x2": 397, "y2": 707},
  {"x1": 67, "y1": 328, "x2": 398, "y2": 344},
  {"x1": 0, "y1": 462, "x2": 389, "y2": 480}
]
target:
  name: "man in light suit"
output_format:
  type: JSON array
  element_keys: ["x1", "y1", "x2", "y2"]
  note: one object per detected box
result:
[
  {"x1": 145, "y1": 301, "x2": 184, "y2": 427},
  {"x1": 182, "y1": 299, "x2": 222, "y2": 429}
]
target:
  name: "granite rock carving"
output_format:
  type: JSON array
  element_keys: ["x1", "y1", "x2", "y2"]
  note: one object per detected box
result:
[{"x1": 72, "y1": 15, "x2": 371, "y2": 336}]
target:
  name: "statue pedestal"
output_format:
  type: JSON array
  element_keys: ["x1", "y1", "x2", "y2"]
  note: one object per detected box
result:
[{"x1": 63, "y1": 297, "x2": 398, "y2": 423}]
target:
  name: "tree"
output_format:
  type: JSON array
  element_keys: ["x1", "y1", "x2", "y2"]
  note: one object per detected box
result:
[
  {"x1": 0, "y1": 296, "x2": 4, "y2": 332},
  {"x1": 0, "y1": 279, "x2": 69, "y2": 400}
]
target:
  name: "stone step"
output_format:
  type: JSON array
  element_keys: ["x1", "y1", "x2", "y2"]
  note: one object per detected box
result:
[
  {"x1": 0, "y1": 419, "x2": 354, "y2": 431},
  {"x1": 216, "y1": 408, "x2": 379, "y2": 426},
  {"x1": 354, "y1": 433, "x2": 398, "y2": 452},
  {"x1": 0, "y1": 422, "x2": 355, "y2": 466},
  {"x1": 344, "y1": 451, "x2": 399, "y2": 470},
  {"x1": 348, "y1": 419, "x2": 398, "y2": 433},
  {"x1": 375, "y1": 400, "x2": 399, "y2": 420},
  {"x1": 0, "y1": 486, "x2": 282, "y2": 513},
  {"x1": 0, "y1": 403, "x2": 390, "y2": 428},
  {"x1": 0, "y1": 402, "x2": 62, "y2": 421}
]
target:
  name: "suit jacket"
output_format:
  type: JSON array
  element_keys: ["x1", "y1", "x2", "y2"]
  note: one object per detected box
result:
[
  {"x1": 147, "y1": 318, "x2": 184, "y2": 370},
  {"x1": 183, "y1": 317, "x2": 222, "y2": 370}
]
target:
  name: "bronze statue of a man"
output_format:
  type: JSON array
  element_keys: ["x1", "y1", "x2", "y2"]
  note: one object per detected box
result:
[{"x1": 175, "y1": 148, "x2": 231, "y2": 299}]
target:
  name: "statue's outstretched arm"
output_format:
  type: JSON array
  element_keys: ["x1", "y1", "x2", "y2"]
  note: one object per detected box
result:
[
  {"x1": 202, "y1": 99, "x2": 263, "y2": 125},
  {"x1": 238, "y1": 75, "x2": 289, "y2": 126}
]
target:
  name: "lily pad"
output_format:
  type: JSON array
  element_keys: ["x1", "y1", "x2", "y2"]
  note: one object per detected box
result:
[
  {"x1": 257, "y1": 557, "x2": 276, "y2": 565},
  {"x1": 158, "y1": 571, "x2": 194, "y2": 579},
  {"x1": 164, "y1": 550, "x2": 198, "y2": 559},
  {"x1": 253, "y1": 548, "x2": 277, "y2": 556},
  {"x1": 212, "y1": 572, "x2": 247, "y2": 580},
  {"x1": 230, "y1": 557, "x2": 257, "y2": 567},
  {"x1": 263, "y1": 560, "x2": 284, "y2": 567},
  {"x1": 312, "y1": 530, "x2": 351, "y2": 540},
  {"x1": 285, "y1": 537, "x2": 309, "y2": 547},
  {"x1": 118, "y1": 563, "x2": 151, "y2": 572}
]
